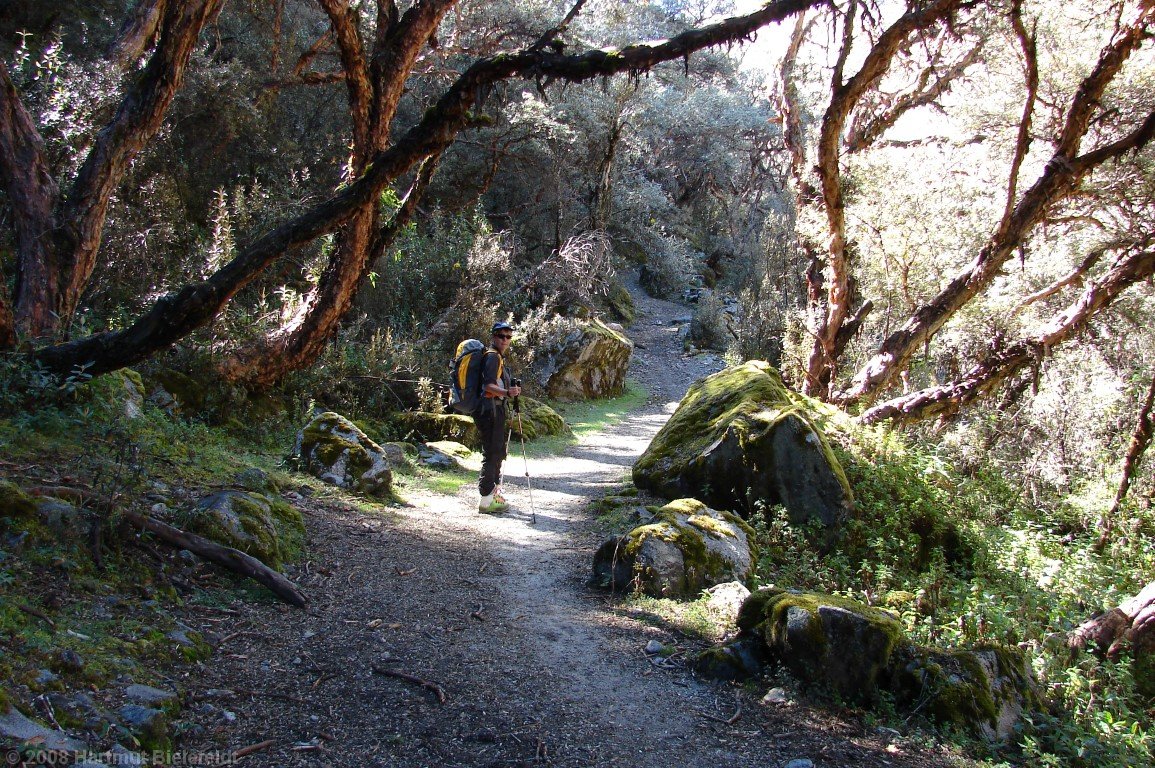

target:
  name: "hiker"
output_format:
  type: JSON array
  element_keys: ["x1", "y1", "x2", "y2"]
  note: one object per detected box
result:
[{"x1": 477, "y1": 321, "x2": 521, "y2": 513}]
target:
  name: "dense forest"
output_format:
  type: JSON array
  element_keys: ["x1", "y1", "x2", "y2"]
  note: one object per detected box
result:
[{"x1": 1, "y1": 0, "x2": 1153, "y2": 765}]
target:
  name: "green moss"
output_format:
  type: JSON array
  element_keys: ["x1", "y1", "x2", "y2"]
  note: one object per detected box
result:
[
  {"x1": 187, "y1": 491, "x2": 302, "y2": 570},
  {"x1": 0, "y1": 480, "x2": 38, "y2": 522},
  {"x1": 633, "y1": 361, "x2": 852, "y2": 523},
  {"x1": 616, "y1": 499, "x2": 755, "y2": 597}
]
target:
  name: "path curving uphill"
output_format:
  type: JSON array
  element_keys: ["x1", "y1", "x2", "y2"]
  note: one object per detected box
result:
[{"x1": 179, "y1": 278, "x2": 961, "y2": 768}]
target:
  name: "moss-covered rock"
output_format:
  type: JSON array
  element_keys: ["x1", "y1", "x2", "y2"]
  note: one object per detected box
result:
[
  {"x1": 740, "y1": 589, "x2": 905, "y2": 703},
  {"x1": 602, "y1": 281, "x2": 636, "y2": 326},
  {"x1": 535, "y1": 319, "x2": 633, "y2": 401},
  {"x1": 509, "y1": 397, "x2": 571, "y2": 440},
  {"x1": 188, "y1": 490, "x2": 305, "y2": 570},
  {"x1": 392, "y1": 412, "x2": 480, "y2": 448},
  {"x1": 147, "y1": 368, "x2": 207, "y2": 415},
  {"x1": 591, "y1": 499, "x2": 757, "y2": 598},
  {"x1": 888, "y1": 644, "x2": 1043, "y2": 741},
  {"x1": 0, "y1": 480, "x2": 38, "y2": 526},
  {"x1": 296, "y1": 411, "x2": 395, "y2": 496},
  {"x1": 633, "y1": 361, "x2": 853, "y2": 533}
]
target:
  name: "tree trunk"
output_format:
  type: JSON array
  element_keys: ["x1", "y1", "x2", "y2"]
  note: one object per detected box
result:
[
  {"x1": 217, "y1": 0, "x2": 454, "y2": 389},
  {"x1": 1098, "y1": 371, "x2": 1155, "y2": 543},
  {"x1": 108, "y1": 0, "x2": 169, "y2": 64},
  {"x1": 0, "y1": 61, "x2": 61, "y2": 340},
  {"x1": 1069, "y1": 581, "x2": 1155, "y2": 692},
  {"x1": 801, "y1": 0, "x2": 969, "y2": 399},
  {"x1": 0, "y1": 0, "x2": 224, "y2": 343},
  {"x1": 56, "y1": 0, "x2": 226, "y2": 331}
]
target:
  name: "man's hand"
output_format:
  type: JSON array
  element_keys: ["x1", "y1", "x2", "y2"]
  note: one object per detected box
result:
[{"x1": 508, "y1": 384, "x2": 522, "y2": 398}]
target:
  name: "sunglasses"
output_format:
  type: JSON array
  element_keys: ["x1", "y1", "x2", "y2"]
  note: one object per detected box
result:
[{"x1": 494, "y1": 333, "x2": 512, "y2": 340}]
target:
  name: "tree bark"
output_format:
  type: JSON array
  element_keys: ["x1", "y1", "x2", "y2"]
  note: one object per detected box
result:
[
  {"x1": 842, "y1": 7, "x2": 1155, "y2": 405},
  {"x1": 217, "y1": 0, "x2": 455, "y2": 389},
  {"x1": 1098, "y1": 372, "x2": 1155, "y2": 542},
  {"x1": 33, "y1": 0, "x2": 827, "y2": 378},
  {"x1": 860, "y1": 248, "x2": 1155, "y2": 424},
  {"x1": 802, "y1": 0, "x2": 969, "y2": 399},
  {"x1": 108, "y1": 0, "x2": 169, "y2": 65},
  {"x1": 56, "y1": 0, "x2": 226, "y2": 332},
  {"x1": 0, "y1": 0, "x2": 224, "y2": 343},
  {"x1": 123, "y1": 510, "x2": 307, "y2": 608},
  {"x1": 0, "y1": 61, "x2": 61, "y2": 340},
  {"x1": 1069, "y1": 581, "x2": 1155, "y2": 673}
]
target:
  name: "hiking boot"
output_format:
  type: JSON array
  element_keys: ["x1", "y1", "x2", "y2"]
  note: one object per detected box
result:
[
  {"x1": 493, "y1": 488, "x2": 508, "y2": 505},
  {"x1": 478, "y1": 494, "x2": 509, "y2": 514}
]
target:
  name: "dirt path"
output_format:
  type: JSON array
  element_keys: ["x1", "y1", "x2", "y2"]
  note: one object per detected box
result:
[{"x1": 178, "y1": 280, "x2": 961, "y2": 767}]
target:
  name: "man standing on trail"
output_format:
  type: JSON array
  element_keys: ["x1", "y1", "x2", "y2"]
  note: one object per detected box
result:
[{"x1": 477, "y1": 321, "x2": 521, "y2": 514}]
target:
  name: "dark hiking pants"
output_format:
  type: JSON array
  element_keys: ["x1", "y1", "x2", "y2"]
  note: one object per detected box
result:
[{"x1": 475, "y1": 400, "x2": 507, "y2": 497}]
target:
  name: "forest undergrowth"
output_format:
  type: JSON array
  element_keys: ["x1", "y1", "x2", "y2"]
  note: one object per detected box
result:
[{"x1": 0, "y1": 352, "x2": 1151, "y2": 767}]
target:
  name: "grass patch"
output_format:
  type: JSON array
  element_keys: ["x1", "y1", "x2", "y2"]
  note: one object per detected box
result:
[
  {"x1": 615, "y1": 593, "x2": 726, "y2": 643},
  {"x1": 527, "y1": 379, "x2": 648, "y2": 456}
]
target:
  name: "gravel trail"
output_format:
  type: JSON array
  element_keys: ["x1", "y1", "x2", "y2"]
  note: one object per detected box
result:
[{"x1": 177, "y1": 278, "x2": 961, "y2": 768}]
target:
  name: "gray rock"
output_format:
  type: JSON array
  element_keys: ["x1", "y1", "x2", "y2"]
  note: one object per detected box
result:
[
  {"x1": 124, "y1": 684, "x2": 177, "y2": 705},
  {"x1": 111, "y1": 744, "x2": 146, "y2": 766},
  {"x1": 119, "y1": 705, "x2": 163, "y2": 730},
  {"x1": 35, "y1": 498, "x2": 88, "y2": 539},
  {"x1": 35, "y1": 669, "x2": 58, "y2": 686},
  {"x1": 783, "y1": 760, "x2": 814, "y2": 768},
  {"x1": 57, "y1": 649, "x2": 85, "y2": 672},
  {"x1": 0, "y1": 706, "x2": 86, "y2": 751},
  {"x1": 592, "y1": 499, "x2": 756, "y2": 598},
  {"x1": 761, "y1": 687, "x2": 789, "y2": 705},
  {"x1": 295, "y1": 412, "x2": 394, "y2": 497},
  {"x1": 167, "y1": 629, "x2": 194, "y2": 647},
  {"x1": 705, "y1": 581, "x2": 751, "y2": 623},
  {"x1": 644, "y1": 639, "x2": 665, "y2": 655}
]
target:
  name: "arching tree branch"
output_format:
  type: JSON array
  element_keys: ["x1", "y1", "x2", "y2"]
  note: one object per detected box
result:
[
  {"x1": 34, "y1": 0, "x2": 827, "y2": 378},
  {"x1": 860, "y1": 248, "x2": 1155, "y2": 424},
  {"x1": 842, "y1": 6, "x2": 1155, "y2": 405}
]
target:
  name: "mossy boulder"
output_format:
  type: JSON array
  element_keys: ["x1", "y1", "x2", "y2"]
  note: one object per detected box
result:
[
  {"x1": 0, "y1": 480, "x2": 38, "y2": 525},
  {"x1": 737, "y1": 589, "x2": 905, "y2": 703},
  {"x1": 591, "y1": 499, "x2": 756, "y2": 598},
  {"x1": 535, "y1": 319, "x2": 633, "y2": 401},
  {"x1": 392, "y1": 412, "x2": 480, "y2": 448},
  {"x1": 508, "y1": 397, "x2": 571, "y2": 440},
  {"x1": 694, "y1": 588, "x2": 1043, "y2": 739},
  {"x1": 146, "y1": 367, "x2": 208, "y2": 415},
  {"x1": 888, "y1": 645, "x2": 1042, "y2": 741},
  {"x1": 633, "y1": 361, "x2": 853, "y2": 532},
  {"x1": 188, "y1": 490, "x2": 305, "y2": 570},
  {"x1": 602, "y1": 281, "x2": 636, "y2": 326},
  {"x1": 297, "y1": 411, "x2": 395, "y2": 496}
]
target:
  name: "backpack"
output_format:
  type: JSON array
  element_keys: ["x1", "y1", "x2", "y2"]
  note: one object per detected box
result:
[{"x1": 448, "y1": 339, "x2": 497, "y2": 415}]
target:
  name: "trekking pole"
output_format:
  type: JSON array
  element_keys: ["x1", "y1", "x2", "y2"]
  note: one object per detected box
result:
[{"x1": 511, "y1": 379, "x2": 537, "y2": 524}]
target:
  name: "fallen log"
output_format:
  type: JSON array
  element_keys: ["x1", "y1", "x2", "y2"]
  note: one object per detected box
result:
[
  {"x1": 123, "y1": 511, "x2": 308, "y2": 608},
  {"x1": 1070, "y1": 581, "x2": 1155, "y2": 656}
]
